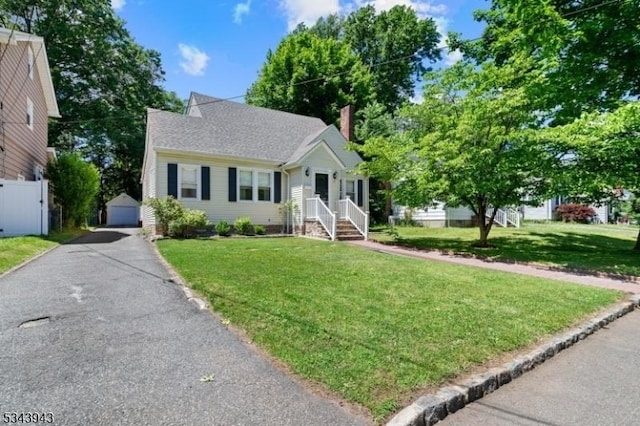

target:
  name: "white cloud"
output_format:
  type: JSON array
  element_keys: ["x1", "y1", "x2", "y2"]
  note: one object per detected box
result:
[
  {"x1": 111, "y1": 0, "x2": 125, "y2": 10},
  {"x1": 444, "y1": 48, "x2": 463, "y2": 65},
  {"x1": 280, "y1": 0, "x2": 340, "y2": 31},
  {"x1": 233, "y1": 0, "x2": 252, "y2": 24},
  {"x1": 178, "y1": 44, "x2": 210, "y2": 76}
]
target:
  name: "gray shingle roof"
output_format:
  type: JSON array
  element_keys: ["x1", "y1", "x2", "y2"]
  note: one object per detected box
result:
[{"x1": 147, "y1": 92, "x2": 329, "y2": 164}]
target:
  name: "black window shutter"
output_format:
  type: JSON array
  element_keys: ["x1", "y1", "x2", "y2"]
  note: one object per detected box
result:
[
  {"x1": 201, "y1": 166, "x2": 210, "y2": 200},
  {"x1": 168, "y1": 163, "x2": 178, "y2": 198},
  {"x1": 274, "y1": 171, "x2": 282, "y2": 203},
  {"x1": 228, "y1": 167, "x2": 237, "y2": 202},
  {"x1": 357, "y1": 179, "x2": 364, "y2": 207}
]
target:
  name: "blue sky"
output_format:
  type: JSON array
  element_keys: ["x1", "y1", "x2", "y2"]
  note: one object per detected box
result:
[{"x1": 111, "y1": 0, "x2": 485, "y2": 102}]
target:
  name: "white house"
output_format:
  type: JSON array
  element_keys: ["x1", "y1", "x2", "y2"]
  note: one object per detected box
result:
[{"x1": 141, "y1": 93, "x2": 369, "y2": 240}]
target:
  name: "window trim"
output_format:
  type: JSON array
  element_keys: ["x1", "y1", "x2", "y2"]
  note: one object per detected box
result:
[
  {"x1": 237, "y1": 167, "x2": 274, "y2": 203},
  {"x1": 177, "y1": 164, "x2": 201, "y2": 201},
  {"x1": 26, "y1": 98, "x2": 33, "y2": 130}
]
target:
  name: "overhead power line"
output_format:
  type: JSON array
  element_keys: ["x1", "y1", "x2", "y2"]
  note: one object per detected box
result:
[{"x1": 5, "y1": 0, "x2": 629, "y2": 128}]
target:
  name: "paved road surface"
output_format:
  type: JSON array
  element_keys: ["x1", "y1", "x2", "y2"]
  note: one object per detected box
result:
[
  {"x1": 0, "y1": 229, "x2": 370, "y2": 426},
  {"x1": 440, "y1": 310, "x2": 640, "y2": 426}
]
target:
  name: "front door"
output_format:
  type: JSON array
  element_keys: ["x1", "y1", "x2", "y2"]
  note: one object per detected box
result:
[{"x1": 314, "y1": 173, "x2": 329, "y2": 204}]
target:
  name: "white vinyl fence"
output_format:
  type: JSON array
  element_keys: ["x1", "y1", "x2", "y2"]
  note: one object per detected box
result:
[{"x1": 0, "y1": 179, "x2": 49, "y2": 237}]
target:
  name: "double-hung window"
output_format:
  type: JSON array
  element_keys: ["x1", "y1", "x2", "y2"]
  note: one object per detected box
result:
[
  {"x1": 345, "y1": 179, "x2": 356, "y2": 201},
  {"x1": 238, "y1": 169, "x2": 273, "y2": 202},
  {"x1": 257, "y1": 172, "x2": 271, "y2": 201},
  {"x1": 239, "y1": 170, "x2": 253, "y2": 201},
  {"x1": 180, "y1": 165, "x2": 198, "y2": 199}
]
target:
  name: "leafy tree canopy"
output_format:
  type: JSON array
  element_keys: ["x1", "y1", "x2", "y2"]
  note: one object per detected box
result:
[
  {"x1": 248, "y1": 4, "x2": 441, "y2": 123},
  {"x1": 246, "y1": 31, "x2": 374, "y2": 125},
  {"x1": 454, "y1": 0, "x2": 640, "y2": 125},
  {"x1": 356, "y1": 61, "x2": 562, "y2": 246},
  {"x1": 0, "y1": 0, "x2": 183, "y2": 210}
]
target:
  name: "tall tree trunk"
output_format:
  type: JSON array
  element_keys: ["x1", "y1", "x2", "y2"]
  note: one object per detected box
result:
[
  {"x1": 476, "y1": 199, "x2": 496, "y2": 248},
  {"x1": 478, "y1": 224, "x2": 490, "y2": 247}
]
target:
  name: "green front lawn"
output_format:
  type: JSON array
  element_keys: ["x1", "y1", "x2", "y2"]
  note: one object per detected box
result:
[
  {"x1": 158, "y1": 237, "x2": 621, "y2": 421},
  {"x1": 372, "y1": 223, "x2": 640, "y2": 277},
  {"x1": 0, "y1": 229, "x2": 86, "y2": 274}
]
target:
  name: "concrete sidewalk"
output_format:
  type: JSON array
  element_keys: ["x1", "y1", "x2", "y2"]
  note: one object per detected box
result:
[
  {"x1": 349, "y1": 240, "x2": 640, "y2": 294},
  {"x1": 439, "y1": 309, "x2": 640, "y2": 426}
]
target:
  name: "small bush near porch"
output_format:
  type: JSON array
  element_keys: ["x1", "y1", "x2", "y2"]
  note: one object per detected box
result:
[{"x1": 158, "y1": 238, "x2": 621, "y2": 421}]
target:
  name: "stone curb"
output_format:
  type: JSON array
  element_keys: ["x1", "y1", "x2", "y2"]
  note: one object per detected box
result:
[
  {"x1": 146, "y1": 238, "x2": 208, "y2": 311},
  {"x1": 386, "y1": 295, "x2": 640, "y2": 426}
]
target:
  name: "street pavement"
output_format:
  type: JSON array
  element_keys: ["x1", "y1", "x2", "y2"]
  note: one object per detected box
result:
[
  {"x1": 0, "y1": 228, "x2": 370, "y2": 426},
  {"x1": 440, "y1": 310, "x2": 640, "y2": 426}
]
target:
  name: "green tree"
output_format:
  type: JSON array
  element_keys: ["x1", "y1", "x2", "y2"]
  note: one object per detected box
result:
[
  {"x1": 246, "y1": 31, "x2": 373, "y2": 124},
  {"x1": 341, "y1": 5, "x2": 441, "y2": 112},
  {"x1": 456, "y1": 0, "x2": 640, "y2": 125},
  {"x1": 459, "y1": 1, "x2": 640, "y2": 250},
  {"x1": 353, "y1": 102, "x2": 396, "y2": 222},
  {"x1": 307, "y1": 5, "x2": 441, "y2": 114},
  {"x1": 0, "y1": 0, "x2": 184, "y2": 213},
  {"x1": 46, "y1": 152, "x2": 100, "y2": 228},
  {"x1": 543, "y1": 102, "x2": 640, "y2": 249},
  {"x1": 357, "y1": 62, "x2": 560, "y2": 246}
]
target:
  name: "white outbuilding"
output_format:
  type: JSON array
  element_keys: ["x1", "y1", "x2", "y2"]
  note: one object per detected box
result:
[{"x1": 106, "y1": 193, "x2": 140, "y2": 227}]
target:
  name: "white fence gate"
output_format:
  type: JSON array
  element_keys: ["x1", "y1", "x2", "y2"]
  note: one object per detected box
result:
[{"x1": 0, "y1": 179, "x2": 49, "y2": 237}]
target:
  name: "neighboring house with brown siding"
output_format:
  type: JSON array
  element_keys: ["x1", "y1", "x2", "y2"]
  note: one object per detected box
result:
[
  {"x1": 0, "y1": 27, "x2": 60, "y2": 181},
  {"x1": 142, "y1": 93, "x2": 370, "y2": 240}
]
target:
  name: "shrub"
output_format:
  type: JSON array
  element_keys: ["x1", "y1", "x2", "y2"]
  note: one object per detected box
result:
[
  {"x1": 46, "y1": 152, "x2": 100, "y2": 228},
  {"x1": 144, "y1": 197, "x2": 185, "y2": 236},
  {"x1": 254, "y1": 225, "x2": 266, "y2": 235},
  {"x1": 168, "y1": 209, "x2": 210, "y2": 238},
  {"x1": 216, "y1": 220, "x2": 231, "y2": 237},
  {"x1": 555, "y1": 203, "x2": 596, "y2": 223},
  {"x1": 234, "y1": 217, "x2": 253, "y2": 235}
]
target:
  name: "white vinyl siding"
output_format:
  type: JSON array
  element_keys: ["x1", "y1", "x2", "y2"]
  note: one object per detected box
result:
[{"x1": 155, "y1": 153, "x2": 282, "y2": 225}]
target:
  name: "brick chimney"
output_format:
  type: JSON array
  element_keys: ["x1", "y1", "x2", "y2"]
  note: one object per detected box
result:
[{"x1": 340, "y1": 105, "x2": 355, "y2": 142}]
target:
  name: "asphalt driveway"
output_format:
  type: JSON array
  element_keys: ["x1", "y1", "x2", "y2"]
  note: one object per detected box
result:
[{"x1": 0, "y1": 228, "x2": 370, "y2": 425}]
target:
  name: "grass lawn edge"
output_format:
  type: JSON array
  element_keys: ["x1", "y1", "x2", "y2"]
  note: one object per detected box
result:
[
  {"x1": 156, "y1": 237, "x2": 626, "y2": 422},
  {"x1": 388, "y1": 293, "x2": 640, "y2": 425}
]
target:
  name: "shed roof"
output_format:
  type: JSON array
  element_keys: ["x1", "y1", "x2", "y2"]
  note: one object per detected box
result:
[{"x1": 107, "y1": 193, "x2": 140, "y2": 207}]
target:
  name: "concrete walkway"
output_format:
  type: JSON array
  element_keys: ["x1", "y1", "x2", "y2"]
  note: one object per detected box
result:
[
  {"x1": 0, "y1": 229, "x2": 371, "y2": 426},
  {"x1": 349, "y1": 240, "x2": 640, "y2": 294}
]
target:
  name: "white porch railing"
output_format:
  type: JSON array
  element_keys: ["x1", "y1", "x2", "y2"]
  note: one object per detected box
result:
[
  {"x1": 487, "y1": 207, "x2": 521, "y2": 228},
  {"x1": 305, "y1": 197, "x2": 337, "y2": 240},
  {"x1": 338, "y1": 197, "x2": 369, "y2": 240}
]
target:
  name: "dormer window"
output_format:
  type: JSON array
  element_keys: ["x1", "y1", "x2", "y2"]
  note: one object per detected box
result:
[{"x1": 28, "y1": 46, "x2": 34, "y2": 79}]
